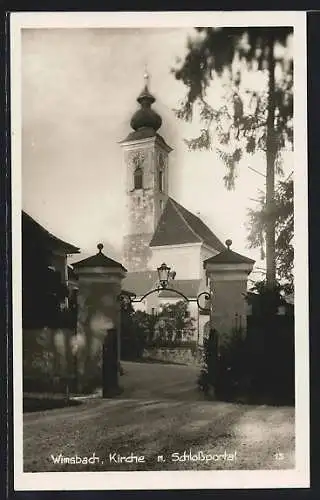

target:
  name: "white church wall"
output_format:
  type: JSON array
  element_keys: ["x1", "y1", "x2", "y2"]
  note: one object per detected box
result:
[
  {"x1": 149, "y1": 243, "x2": 202, "y2": 279},
  {"x1": 133, "y1": 291, "x2": 159, "y2": 314}
]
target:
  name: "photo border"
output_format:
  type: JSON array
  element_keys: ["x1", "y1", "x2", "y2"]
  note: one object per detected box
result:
[{"x1": 10, "y1": 10, "x2": 309, "y2": 491}]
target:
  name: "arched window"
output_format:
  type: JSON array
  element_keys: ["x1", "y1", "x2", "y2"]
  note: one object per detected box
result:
[{"x1": 134, "y1": 167, "x2": 143, "y2": 189}]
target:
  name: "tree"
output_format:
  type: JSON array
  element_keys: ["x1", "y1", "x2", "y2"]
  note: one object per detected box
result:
[
  {"x1": 120, "y1": 302, "x2": 157, "y2": 359},
  {"x1": 247, "y1": 178, "x2": 293, "y2": 293},
  {"x1": 173, "y1": 27, "x2": 293, "y2": 290}
]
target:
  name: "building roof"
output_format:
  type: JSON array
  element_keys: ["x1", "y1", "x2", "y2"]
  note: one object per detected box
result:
[
  {"x1": 158, "y1": 279, "x2": 202, "y2": 299},
  {"x1": 150, "y1": 197, "x2": 225, "y2": 252},
  {"x1": 72, "y1": 244, "x2": 126, "y2": 271},
  {"x1": 122, "y1": 270, "x2": 202, "y2": 300},
  {"x1": 22, "y1": 210, "x2": 80, "y2": 254},
  {"x1": 204, "y1": 248, "x2": 255, "y2": 266},
  {"x1": 120, "y1": 128, "x2": 172, "y2": 151}
]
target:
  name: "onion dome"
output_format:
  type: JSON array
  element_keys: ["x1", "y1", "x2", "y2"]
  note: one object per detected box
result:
[{"x1": 130, "y1": 72, "x2": 162, "y2": 132}]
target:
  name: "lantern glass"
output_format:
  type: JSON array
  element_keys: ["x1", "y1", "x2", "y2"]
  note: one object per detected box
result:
[{"x1": 157, "y1": 263, "x2": 170, "y2": 288}]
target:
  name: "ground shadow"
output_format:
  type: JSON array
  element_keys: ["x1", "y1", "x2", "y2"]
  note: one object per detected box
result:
[{"x1": 23, "y1": 396, "x2": 82, "y2": 413}]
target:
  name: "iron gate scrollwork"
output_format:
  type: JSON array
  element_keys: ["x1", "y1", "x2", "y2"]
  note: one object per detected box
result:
[{"x1": 118, "y1": 262, "x2": 212, "y2": 314}]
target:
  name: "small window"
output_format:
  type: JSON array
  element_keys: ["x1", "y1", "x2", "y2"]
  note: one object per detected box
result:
[
  {"x1": 159, "y1": 200, "x2": 163, "y2": 212},
  {"x1": 158, "y1": 170, "x2": 164, "y2": 192},
  {"x1": 134, "y1": 167, "x2": 143, "y2": 189}
]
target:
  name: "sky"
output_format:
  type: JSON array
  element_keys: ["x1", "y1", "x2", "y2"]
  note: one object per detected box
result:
[{"x1": 21, "y1": 27, "x2": 292, "y2": 279}]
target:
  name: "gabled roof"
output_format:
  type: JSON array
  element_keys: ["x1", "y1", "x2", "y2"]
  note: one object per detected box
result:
[
  {"x1": 22, "y1": 211, "x2": 80, "y2": 254},
  {"x1": 204, "y1": 248, "x2": 255, "y2": 265},
  {"x1": 120, "y1": 128, "x2": 172, "y2": 152},
  {"x1": 122, "y1": 270, "x2": 158, "y2": 297},
  {"x1": 73, "y1": 245, "x2": 126, "y2": 271},
  {"x1": 150, "y1": 197, "x2": 225, "y2": 252}
]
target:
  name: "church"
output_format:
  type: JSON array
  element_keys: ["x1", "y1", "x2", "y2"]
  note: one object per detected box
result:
[{"x1": 120, "y1": 74, "x2": 230, "y2": 344}]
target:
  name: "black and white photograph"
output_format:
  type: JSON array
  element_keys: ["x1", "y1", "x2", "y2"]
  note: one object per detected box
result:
[{"x1": 11, "y1": 11, "x2": 309, "y2": 490}]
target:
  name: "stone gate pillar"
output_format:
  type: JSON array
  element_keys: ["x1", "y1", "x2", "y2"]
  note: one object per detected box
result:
[
  {"x1": 72, "y1": 243, "x2": 127, "y2": 395},
  {"x1": 203, "y1": 239, "x2": 255, "y2": 339}
]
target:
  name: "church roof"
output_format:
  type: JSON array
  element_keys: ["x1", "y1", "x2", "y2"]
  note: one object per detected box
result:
[
  {"x1": 22, "y1": 210, "x2": 80, "y2": 254},
  {"x1": 122, "y1": 270, "x2": 158, "y2": 297},
  {"x1": 204, "y1": 248, "x2": 255, "y2": 265},
  {"x1": 158, "y1": 280, "x2": 202, "y2": 299},
  {"x1": 121, "y1": 128, "x2": 172, "y2": 151},
  {"x1": 150, "y1": 197, "x2": 225, "y2": 252},
  {"x1": 122, "y1": 270, "x2": 202, "y2": 300}
]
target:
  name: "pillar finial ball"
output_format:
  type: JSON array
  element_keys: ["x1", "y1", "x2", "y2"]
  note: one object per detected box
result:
[
  {"x1": 97, "y1": 243, "x2": 104, "y2": 253},
  {"x1": 225, "y1": 239, "x2": 232, "y2": 250}
]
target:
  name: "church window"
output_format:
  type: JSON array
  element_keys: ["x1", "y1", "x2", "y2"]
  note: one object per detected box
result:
[
  {"x1": 134, "y1": 167, "x2": 143, "y2": 189},
  {"x1": 159, "y1": 170, "x2": 164, "y2": 192},
  {"x1": 160, "y1": 199, "x2": 163, "y2": 212}
]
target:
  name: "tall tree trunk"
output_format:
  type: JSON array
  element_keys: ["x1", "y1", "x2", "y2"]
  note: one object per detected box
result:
[{"x1": 265, "y1": 34, "x2": 277, "y2": 290}]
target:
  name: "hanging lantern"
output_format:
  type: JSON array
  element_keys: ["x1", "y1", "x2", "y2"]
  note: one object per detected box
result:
[{"x1": 157, "y1": 263, "x2": 171, "y2": 288}]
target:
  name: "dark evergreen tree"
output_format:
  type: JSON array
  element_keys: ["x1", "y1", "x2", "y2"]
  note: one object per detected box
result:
[{"x1": 173, "y1": 27, "x2": 293, "y2": 290}]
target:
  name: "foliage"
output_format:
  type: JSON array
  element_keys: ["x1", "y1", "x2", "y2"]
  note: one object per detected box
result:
[
  {"x1": 120, "y1": 300, "x2": 196, "y2": 358},
  {"x1": 132, "y1": 310, "x2": 158, "y2": 345},
  {"x1": 173, "y1": 28, "x2": 293, "y2": 177},
  {"x1": 247, "y1": 179, "x2": 294, "y2": 292},
  {"x1": 198, "y1": 326, "x2": 247, "y2": 401},
  {"x1": 120, "y1": 302, "x2": 157, "y2": 360},
  {"x1": 23, "y1": 327, "x2": 79, "y2": 394},
  {"x1": 199, "y1": 313, "x2": 294, "y2": 404},
  {"x1": 23, "y1": 262, "x2": 71, "y2": 329},
  {"x1": 198, "y1": 279, "x2": 294, "y2": 404},
  {"x1": 244, "y1": 278, "x2": 288, "y2": 315}
]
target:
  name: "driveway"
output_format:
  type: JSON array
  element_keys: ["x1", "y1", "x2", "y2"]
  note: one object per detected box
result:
[
  {"x1": 119, "y1": 360, "x2": 202, "y2": 401},
  {"x1": 23, "y1": 361, "x2": 295, "y2": 472}
]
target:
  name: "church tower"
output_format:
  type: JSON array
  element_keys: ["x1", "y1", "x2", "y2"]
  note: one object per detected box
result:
[{"x1": 120, "y1": 73, "x2": 173, "y2": 272}]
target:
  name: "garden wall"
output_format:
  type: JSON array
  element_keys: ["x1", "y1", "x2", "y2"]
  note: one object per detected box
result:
[
  {"x1": 23, "y1": 327, "x2": 78, "y2": 393},
  {"x1": 143, "y1": 346, "x2": 203, "y2": 366}
]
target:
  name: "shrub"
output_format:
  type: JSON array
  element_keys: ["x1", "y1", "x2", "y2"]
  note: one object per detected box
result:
[
  {"x1": 198, "y1": 327, "x2": 249, "y2": 401},
  {"x1": 153, "y1": 301, "x2": 196, "y2": 345},
  {"x1": 120, "y1": 300, "x2": 196, "y2": 359},
  {"x1": 120, "y1": 304, "x2": 156, "y2": 360}
]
